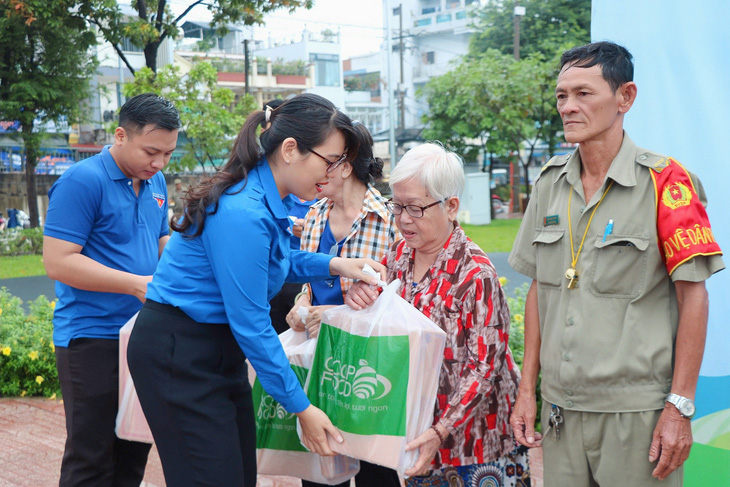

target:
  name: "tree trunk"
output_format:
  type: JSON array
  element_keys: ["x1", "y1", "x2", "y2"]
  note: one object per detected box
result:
[
  {"x1": 21, "y1": 123, "x2": 40, "y2": 228},
  {"x1": 144, "y1": 41, "x2": 160, "y2": 72}
]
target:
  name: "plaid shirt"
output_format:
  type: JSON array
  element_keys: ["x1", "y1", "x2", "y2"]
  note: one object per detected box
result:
[
  {"x1": 300, "y1": 184, "x2": 399, "y2": 301},
  {"x1": 384, "y1": 225, "x2": 520, "y2": 468}
]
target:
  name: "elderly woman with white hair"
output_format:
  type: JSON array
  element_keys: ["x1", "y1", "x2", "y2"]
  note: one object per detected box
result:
[{"x1": 346, "y1": 143, "x2": 529, "y2": 486}]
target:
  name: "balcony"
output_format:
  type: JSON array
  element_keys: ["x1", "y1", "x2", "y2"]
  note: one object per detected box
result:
[{"x1": 413, "y1": 3, "x2": 472, "y2": 34}]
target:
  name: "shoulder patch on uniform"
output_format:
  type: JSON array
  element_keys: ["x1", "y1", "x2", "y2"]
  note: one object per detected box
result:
[
  {"x1": 636, "y1": 152, "x2": 671, "y2": 172},
  {"x1": 540, "y1": 153, "x2": 569, "y2": 173}
]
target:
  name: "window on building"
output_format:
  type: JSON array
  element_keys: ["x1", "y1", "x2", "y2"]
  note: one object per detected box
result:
[
  {"x1": 423, "y1": 51, "x2": 435, "y2": 64},
  {"x1": 121, "y1": 36, "x2": 143, "y2": 53},
  {"x1": 310, "y1": 53, "x2": 340, "y2": 87}
]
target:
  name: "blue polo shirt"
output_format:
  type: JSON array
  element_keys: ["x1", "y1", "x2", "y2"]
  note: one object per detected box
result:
[
  {"x1": 44, "y1": 146, "x2": 169, "y2": 347},
  {"x1": 283, "y1": 194, "x2": 315, "y2": 250},
  {"x1": 147, "y1": 159, "x2": 333, "y2": 414}
]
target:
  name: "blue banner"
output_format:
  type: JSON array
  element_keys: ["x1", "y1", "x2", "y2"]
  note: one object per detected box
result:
[{"x1": 591, "y1": 1, "x2": 730, "y2": 484}]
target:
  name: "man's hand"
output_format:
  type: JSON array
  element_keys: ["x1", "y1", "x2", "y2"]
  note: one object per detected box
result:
[
  {"x1": 649, "y1": 404, "x2": 693, "y2": 480},
  {"x1": 509, "y1": 390, "x2": 542, "y2": 448}
]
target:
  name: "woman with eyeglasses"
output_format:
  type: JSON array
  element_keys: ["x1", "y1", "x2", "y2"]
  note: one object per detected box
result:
[
  {"x1": 346, "y1": 143, "x2": 530, "y2": 487},
  {"x1": 126, "y1": 94, "x2": 385, "y2": 487},
  {"x1": 286, "y1": 122, "x2": 401, "y2": 487}
]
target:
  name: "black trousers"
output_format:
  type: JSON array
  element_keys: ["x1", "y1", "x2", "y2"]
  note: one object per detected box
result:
[
  {"x1": 269, "y1": 282, "x2": 302, "y2": 335},
  {"x1": 128, "y1": 300, "x2": 256, "y2": 486},
  {"x1": 55, "y1": 338, "x2": 151, "y2": 487},
  {"x1": 302, "y1": 460, "x2": 401, "y2": 487}
]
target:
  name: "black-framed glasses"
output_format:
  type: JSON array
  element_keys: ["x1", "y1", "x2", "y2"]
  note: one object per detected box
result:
[
  {"x1": 386, "y1": 199, "x2": 444, "y2": 218},
  {"x1": 309, "y1": 148, "x2": 348, "y2": 173}
]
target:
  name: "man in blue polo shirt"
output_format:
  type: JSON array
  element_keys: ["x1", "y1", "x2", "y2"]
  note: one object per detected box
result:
[{"x1": 43, "y1": 93, "x2": 181, "y2": 486}]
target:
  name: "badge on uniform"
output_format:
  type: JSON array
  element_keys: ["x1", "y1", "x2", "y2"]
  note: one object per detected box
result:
[{"x1": 543, "y1": 215, "x2": 559, "y2": 226}]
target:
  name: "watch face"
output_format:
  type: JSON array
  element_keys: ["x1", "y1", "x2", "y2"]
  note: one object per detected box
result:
[{"x1": 680, "y1": 401, "x2": 696, "y2": 417}]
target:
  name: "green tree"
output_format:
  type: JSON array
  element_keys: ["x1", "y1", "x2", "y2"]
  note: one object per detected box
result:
[
  {"x1": 469, "y1": 0, "x2": 591, "y2": 60},
  {"x1": 123, "y1": 62, "x2": 257, "y2": 173},
  {"x1": 84, "y1": 0, "x2": 313, "y2": 75},
  {"x1": 469, "y1": 0, "x2": 590, "y2": 161},
  {"x1": 421, "y1": 50, "x2": 556, "y2": 201},
  {"x1": 0, "y1": 0, "x2": 98, "y2": 228}
]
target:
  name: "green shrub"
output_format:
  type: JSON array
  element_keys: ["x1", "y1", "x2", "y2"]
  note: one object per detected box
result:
[
  {"x1": 0, "y1": 228, "x2": 44, "y2": 256},
  {"x1": 505, "y1": 281, "x2": 542, "y2": 431},
  {"x1": 0, "y1": 287, "x2": 60, "y2": 398}
]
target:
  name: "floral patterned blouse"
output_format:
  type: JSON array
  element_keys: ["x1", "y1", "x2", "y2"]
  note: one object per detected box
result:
[{"x1": 383, "y1": 224, "x2": 520, "y2": 469}]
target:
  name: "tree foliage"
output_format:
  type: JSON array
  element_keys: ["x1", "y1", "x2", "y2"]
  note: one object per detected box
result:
[
  {"x1": 421, "y1": 50, "x2": 556, "y2": 197},
  {"x1": 123, "y1": 62, "x2": 257, "y2": 173},
  {"x1": 84, "y1": 0, "x2": 313, "y2": 74},
  {"x1": 421, "y1": 0, "x2": 590, "y2": 207},
  {"x1": 0, "y1": 0, "x2": 98, "y2": 227},
  {"x1": 469, "y1": 0, "x2": 591, "y2": 59}
]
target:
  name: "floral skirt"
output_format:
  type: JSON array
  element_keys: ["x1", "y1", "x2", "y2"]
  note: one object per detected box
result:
[{"x1": 405, "y1": 445, "x2": 530, "y2": 487}]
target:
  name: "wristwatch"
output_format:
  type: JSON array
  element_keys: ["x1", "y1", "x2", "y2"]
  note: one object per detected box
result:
[{"x1": 666, "y1": 393, "x2": 696, "y2": 419}]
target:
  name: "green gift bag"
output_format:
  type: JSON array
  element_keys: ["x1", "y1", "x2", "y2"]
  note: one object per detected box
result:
[
  {"x1": 254, "y1": 330, "x2": 359, "y2": 484},
  {"x1": 303, "y1": 280, "x2": 447, "y2": 475}
]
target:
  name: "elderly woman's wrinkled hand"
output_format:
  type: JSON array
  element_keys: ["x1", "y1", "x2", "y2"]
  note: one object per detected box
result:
[
  {"x1": 304, "y1": 305, "x2": 336, "y2": 338},
  {"x1": 344, "y1": 281, "x2": 380, "y2": 310},
  {"x1": 286, "y1": 294, "x2": 311, "y2": 332},
  {"x1": 404, "y1": 426, "x2": 443, "y2": 476}
]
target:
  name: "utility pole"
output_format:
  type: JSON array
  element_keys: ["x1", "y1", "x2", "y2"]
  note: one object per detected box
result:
[
  {"x1": 385, "y1": 0, "x2": 397, "y2": 167},
  {"x1": 244, "y1": 39, "x2": 250, "y2": 95},
  {"x1": 512, "y1": 6, "x2": 525, "y2": 213},
  {"x1": 398, "y1": 3, "x2": 405, "y2": 129},
  {"x1": 513, "y1": 6, "x2": 525, "y2": 60}
]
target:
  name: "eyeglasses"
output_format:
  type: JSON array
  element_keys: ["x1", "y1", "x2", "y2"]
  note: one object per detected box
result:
[
  {"x1": 386, "y1": 199, "x2": 444, "y2": 218},
  {"x1": 309, "y1": 148, "x2": 347, "y2": 173}
]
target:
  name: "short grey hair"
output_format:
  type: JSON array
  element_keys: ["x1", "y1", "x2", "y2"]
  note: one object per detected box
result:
[{"x1": 389, "y1": 143, "x2": 465, "y2": 201}]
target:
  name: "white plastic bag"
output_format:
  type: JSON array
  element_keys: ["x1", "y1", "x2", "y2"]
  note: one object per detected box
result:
[
  {"x1": 115, "y1": 311, "x2": 154, "y2": 444},
  {"x1": 254, "y1": 329, "x2": 360, "y2": 484},
  {"x1": 302, "y1": 280, "x2": 447, "y2": 476}
]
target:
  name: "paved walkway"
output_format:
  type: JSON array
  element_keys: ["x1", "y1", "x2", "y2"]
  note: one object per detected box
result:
[{"x1": 0, "y1": 397, "x2": 542, "y2": 486}]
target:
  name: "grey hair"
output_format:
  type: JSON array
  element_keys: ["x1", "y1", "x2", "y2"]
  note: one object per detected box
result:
[{"x1": 389, "y1": 143, "x2": 465, "y2": 201}]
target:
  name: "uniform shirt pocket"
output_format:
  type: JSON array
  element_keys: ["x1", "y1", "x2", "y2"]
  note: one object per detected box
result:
[
  {"x1": 532, "y1": 229, "x2": 565, "y2": 287},
  {"x1": 589, "y1": 235, "x2": 650, "y2": 298}
]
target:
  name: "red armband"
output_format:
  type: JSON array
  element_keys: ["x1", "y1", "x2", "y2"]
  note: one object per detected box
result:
[{"x1": 650, "y1": 158, "x2": 723, "y2": 275}]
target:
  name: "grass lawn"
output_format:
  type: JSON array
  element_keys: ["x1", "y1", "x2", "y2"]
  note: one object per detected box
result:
[
  {"x1": 0, "y1": 219, "x2": 522, "y2": 279},
  {"x1": 0, "y1": 254, "x2": 46, "y2": 279},
  {"x1": 462, "y1": 219, "x2": 522, "y2": 253}
]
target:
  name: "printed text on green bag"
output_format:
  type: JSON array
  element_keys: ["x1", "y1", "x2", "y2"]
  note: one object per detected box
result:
[
  {"x1": 253, "y1": 364, "x2": 309, "y2": 451},
  {"x1": 307, "y1": 323, "x2": 408, "y2": 436}
]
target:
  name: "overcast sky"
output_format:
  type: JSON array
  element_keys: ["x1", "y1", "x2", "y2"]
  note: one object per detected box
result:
[{"x1": 165, "y1": 0, "x2": 386, "y2": 59}]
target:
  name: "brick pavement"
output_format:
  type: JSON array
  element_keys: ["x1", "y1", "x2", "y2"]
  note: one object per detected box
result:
[{"x1": 0, "y1": 398, "x2": 541, "y2": 486}]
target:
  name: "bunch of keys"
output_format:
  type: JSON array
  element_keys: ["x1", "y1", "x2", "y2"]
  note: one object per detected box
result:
[{"x1": 543, "y1": 404, "x2": 564, "y2": 440}]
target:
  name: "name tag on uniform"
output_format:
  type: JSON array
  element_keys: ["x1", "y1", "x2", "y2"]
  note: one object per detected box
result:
[{"x1": 543, "y1": 215, "x2": 559, "y2": 226}]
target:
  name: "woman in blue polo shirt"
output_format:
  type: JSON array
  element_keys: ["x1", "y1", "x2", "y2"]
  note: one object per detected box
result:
[{"x1": 127, "y1": 94, "x2": 384, "y2": 486}]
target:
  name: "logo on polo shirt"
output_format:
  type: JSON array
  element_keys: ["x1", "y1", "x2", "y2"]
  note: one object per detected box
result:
[{"x1": 152, "y1": 193, "x2": 165, "y2": 208}]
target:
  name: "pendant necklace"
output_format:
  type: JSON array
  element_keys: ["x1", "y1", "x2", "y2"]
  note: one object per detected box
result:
[{"x1": 566, "y1": 180, "x2": 614, "y2": 289}]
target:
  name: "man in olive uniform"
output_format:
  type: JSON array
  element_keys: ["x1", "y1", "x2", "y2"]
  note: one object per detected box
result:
[{"x1": 508, "y1": 41, "x2": 724, "y2": 486}]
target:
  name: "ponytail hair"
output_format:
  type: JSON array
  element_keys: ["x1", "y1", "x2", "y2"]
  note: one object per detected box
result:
[
  {"x1": 349, "y1": 122, "x2": 384, "y2": 185},
  {"x1": 174, "y1": 93, "x2": 358, "y2": 237}
]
